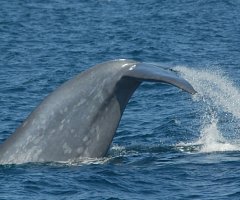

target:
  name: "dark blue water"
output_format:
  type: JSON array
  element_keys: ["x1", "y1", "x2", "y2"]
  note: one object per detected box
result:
[{"x1": 1, "y1": 0, "x2": 240, "y2": 199}]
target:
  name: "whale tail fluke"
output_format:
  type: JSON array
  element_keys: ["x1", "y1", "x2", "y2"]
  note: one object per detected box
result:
[
  {"x1": 124, "y1": 62, "x2": 197, "y2": 95},
  {"x1": 0, "y1": 59, "x2": 196, "y2": 164},
  {"x1": 115, "y1": 61, "x2": 196, "y2": 114}
]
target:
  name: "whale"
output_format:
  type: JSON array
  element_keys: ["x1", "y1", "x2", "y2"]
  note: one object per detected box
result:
[{"x1": 0, "y1": 59, "x2": 196, "y2": 164}]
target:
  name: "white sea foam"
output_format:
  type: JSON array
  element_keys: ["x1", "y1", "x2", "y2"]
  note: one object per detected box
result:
[
  {"x1": 56, "y1": 156, "x2": 112, "y2": 166},
  {"x1": 198, "y1": 117, "x2": 239, "y2": 152},
  {"x1": 177, "y1": 116, "x2": 240, "y2": 153},
  {"x1": 52, "y1": 145, "x2": 129, "y2": 166},
  {"x1": 175, "y1": 66, "x2": 240, "y2": 153},
  {"x1": 175, "y1": 66, "x2": 240, "y2": 119}
]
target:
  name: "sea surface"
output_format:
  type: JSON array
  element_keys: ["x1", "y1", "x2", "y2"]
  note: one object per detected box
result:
[{"x1": 1, "y1": 0, "x2": 240, "y2": 199}]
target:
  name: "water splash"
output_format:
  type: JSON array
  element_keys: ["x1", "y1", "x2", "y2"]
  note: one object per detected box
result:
[
  {"x1": 198, "y1": 116, "x2": 239, "y2": 152},
  {"x1": 177, "y1": 115, "x2": 239, "y2": 153},
  {"x1": 176, "y1": 66, "x2": 240, "y2": 118},
  {"x1": 175, "y1": 66, "x2": 240, "y2": 153}
]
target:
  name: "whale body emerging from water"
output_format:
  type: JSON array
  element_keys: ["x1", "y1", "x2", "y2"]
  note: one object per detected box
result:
[{"x1": 0, "y1": 59, "x2": 196, "y2": 164}]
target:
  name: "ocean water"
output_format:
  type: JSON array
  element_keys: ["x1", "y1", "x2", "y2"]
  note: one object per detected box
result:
[{"x1": 1, "y1": 0, "x2": 240, "y2": 199}]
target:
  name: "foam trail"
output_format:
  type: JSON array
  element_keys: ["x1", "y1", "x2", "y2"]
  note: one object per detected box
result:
[{"x1": 175, "y1": 66, "x2": 240, "y2": 153}]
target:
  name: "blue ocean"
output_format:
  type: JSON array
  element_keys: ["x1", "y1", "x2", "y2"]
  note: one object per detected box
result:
[{"x1": 1, "y1": 0, "x2": 240, "y2": 199}]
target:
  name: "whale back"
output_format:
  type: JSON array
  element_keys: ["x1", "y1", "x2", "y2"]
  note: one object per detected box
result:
[{"x1": 0, "y1": 59, "x2": 195, "y2": 164}]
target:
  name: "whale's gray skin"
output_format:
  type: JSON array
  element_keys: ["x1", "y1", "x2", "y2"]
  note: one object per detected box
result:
[{"x1": 0, "y1": 59, "x2": 196, "y2": 164}]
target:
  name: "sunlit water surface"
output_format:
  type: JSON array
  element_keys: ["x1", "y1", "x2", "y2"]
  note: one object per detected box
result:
[{"x1": 1, "y1": 0, "x2": 240, "y2": 199}]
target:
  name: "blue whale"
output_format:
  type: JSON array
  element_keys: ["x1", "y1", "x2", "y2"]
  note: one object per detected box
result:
[{"x1": 0, "y1": 59, "x2": 196, "y2": 164}]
